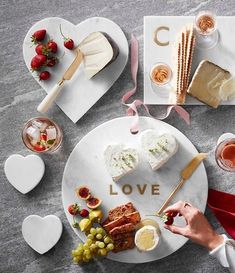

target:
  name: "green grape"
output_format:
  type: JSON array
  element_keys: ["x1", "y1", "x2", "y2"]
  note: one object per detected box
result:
[
  {"x1": 83, "y1": 257, "x2": 89, "y2": 262},
  {"x1": 98, "y1": 242, "x2": 105, "y2": 248},
  {"x1": 95, "y1": 241, "x2": 101, "y2": 246},
  {"x1": 86, "y1": 238, "x2": 93, "y2": 245},
  {"x1": 96, "y1": 233, "x2": 102, "y2": 240},
  {"x1": 97, "y1": 249, "x2": 103, "y2": 256},
  {"x1": 100, "y1": 249, "x2": 107, "y2": 256},
  {"x1": 84, "y1": 249, "x2": 90, "y2": 255},
  {"x1": 90, "y1": 243, "x2": 97, "y2": 250},
  {"x1": 87, "y1": 234, "x2": 94, "y2": 240},
  {"x1": 73, "y1": 256, "x2": 79, "y2": 263},
  {"x1": 83, "y1": 243, "x2": 89, "y2": 250},
  {"x1": 78, "y1": 243, "x2": 83, "y2": 248},
  {"x1": 90, "y1": 227, "x2": 97, "y2": 235},
  {"x1": 107, "y1": 243, "x2": 114, "y2": 250},
  {"x1": 104, "y1": 236, "x2": 111, "y2": 244},
  {"x1": 86, "y1": 254, "x2": 92, "y2": 260},
  {"x1": 74, "y1": 249, "x2": 81, "y2": 256},
  {"x1": 96, "y1": 227, "x2": 104, "y2": 234}
]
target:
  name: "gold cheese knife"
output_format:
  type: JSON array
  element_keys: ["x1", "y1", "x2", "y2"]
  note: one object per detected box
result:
[
  {"x1": 156, "y1": 153, "x2": 207, "y2": 216},
  {"x1": 37, "y1": 48, "x2": 83, "y2": 113}
]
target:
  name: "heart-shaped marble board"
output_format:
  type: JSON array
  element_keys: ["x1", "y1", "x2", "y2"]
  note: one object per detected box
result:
[
  {"x1": 22, "y1": 215, "x2": 63, "y2": 254},
  {"x1": 4, "y1": 154, "x2": 45, "y2": 194},
  {"x1": 23, "y1": 17, "x2": 129, "y2": 123}
]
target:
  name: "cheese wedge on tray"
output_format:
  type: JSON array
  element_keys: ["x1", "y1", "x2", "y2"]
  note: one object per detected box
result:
[
  {"x1": 188, "y1": 60, "x2": 231, "y2": 108},
  {"x1": 104, "y1": 144, "x2": 139, "y2": 182},
  {"x1": 140, "y1": 130, "x2": 178, "y2": 170}
]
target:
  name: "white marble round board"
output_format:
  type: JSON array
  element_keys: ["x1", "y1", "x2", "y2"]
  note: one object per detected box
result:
[{"x1": 62, "y1": 117, "x2": 208, "y2": 263}]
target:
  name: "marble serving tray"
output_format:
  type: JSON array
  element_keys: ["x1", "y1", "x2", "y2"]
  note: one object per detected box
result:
[
  {"x1": 62, "y1": 116, "x2": 208, "y2": 263},
  {"x1": 23, "y1": 17, "x2": 128, "y2": 123},
  {"x1": 144, "y1": 16, "x2": 235, "y2": 105}
]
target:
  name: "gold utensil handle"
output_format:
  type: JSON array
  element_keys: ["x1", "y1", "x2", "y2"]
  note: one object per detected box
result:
[{"x1": 157, "y1": 178, "x2": 185, "y2": 216}]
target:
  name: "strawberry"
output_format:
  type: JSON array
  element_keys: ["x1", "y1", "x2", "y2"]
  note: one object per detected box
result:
[
  {"x1": 47, "y1": 40, "x2": 58, "y2": 53},
  {"x1": 39, "y1": 71, "x2": 51, "y2": 81},
  {"x1": 35, "y1": 44, "x2": 49, "y2": 56},
  {"x1": 40, "y1": 134, "x2": 47, "y2": 141},
  {"x1": 34, "y1": 143, "x2": 46, "y2": 152},
  {"x1": 59, "y1": 24, "x2": 74, "y2": 50},
  {"x1": 68, "y1": 204, "x2": 80, "y2": 215},
  {"x1": 64, "y1": 39, "x2": 74, "y2": 50},
  {"x1": 79, "y1": 209, "x2": 89, "y2": 218},
  {"x1": 31, "y1": 29, "x2": 46, "y2": 44},
  {"x1": 46, "y1": 57, "x2": 57, "y2": 67},
  {"x1": 165, "y1": 216, "x2": 174, "y2": 225},
  {"x1": 31, "y1": 54, "x2": 47, "y2": 70}
]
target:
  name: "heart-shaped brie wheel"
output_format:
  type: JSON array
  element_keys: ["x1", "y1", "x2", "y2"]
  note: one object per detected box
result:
[
  {"x1": 4, "y1": 154, "x2": 45, "y2": 194},
  {"x1": 104, "y1": 144, "x2": 139, "y2": 182},
  {"x1": 140, "y1": 130, "x2": 178, "y2": 170},
  {"x1": 23, "y1": 17, "x2": 128, "y2": 123},
  {"x1": 22, "y1": 215, "x2": 63, "y2": 254}
]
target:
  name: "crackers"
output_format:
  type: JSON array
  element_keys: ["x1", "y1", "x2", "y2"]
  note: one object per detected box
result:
[{"x1": 170, "y1": 25, "x2": 196, "y2": 104}]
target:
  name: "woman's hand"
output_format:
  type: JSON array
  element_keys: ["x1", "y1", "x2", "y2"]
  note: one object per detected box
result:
[{"x1": 164, "y1": 201, "x2": 224, "y2": 251}]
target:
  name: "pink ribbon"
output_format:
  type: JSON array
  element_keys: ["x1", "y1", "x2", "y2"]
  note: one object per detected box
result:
[{"x1": 122, "y1": 35, "x2": 190, "y2": 133}]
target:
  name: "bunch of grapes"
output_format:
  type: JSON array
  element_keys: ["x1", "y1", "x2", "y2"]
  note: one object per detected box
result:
[{"x1": 72, "y1": 227, "x2": 114, "y2": 263}]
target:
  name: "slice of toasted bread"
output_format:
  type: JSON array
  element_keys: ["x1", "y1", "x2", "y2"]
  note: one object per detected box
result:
[
  {"x1": 109, "y1": 223, "x2": 136, "y2": 236},
  {"x1": 111, "y1": 231, "x2": 134, "y2": 241},
  {"x1": 112, "y1": 236, "x2": 135, "y2": 253},
  {"x1": 108, "y1": 202, "x2": 136, "y2": 221},
  {"x1": 103, "y1": 211, "x2": 141, "y2": 233}
]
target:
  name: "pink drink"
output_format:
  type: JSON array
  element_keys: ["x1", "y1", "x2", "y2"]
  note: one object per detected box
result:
[{"x1": 22, "y1": 117, "x2": 63, "y2": 153}]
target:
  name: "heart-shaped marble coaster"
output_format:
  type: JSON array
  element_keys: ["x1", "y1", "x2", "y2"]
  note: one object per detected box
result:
[
  {"x1": 23, "y1": 17, "x2": 128, "y2": 123},
  {"x1": 22, "y1": 215, "x2": 63, "y2": 254},
  {"x1": 4, "y1": 154, "x2": 45, "y2": 194}
]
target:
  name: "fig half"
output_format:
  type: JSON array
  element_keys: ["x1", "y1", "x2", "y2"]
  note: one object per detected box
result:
[
  {"x1": 86, "y1": 197, "x2": 102, "y2": 209},
  {"x1": 76, "y1": 186, "x2": 91, "y2": 200}
]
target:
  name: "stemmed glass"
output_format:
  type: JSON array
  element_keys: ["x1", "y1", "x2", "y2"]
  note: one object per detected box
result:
[{"x1": 194, "y1": 11, "x2": 219, "y2": 49}]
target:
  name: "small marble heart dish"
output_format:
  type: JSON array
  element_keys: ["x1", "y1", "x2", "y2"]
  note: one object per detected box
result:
[
  {"x1": 4, "y1": 154, "x2": 45, "y2": 194},
  {"x1": 22, "y1": 215, "x2": 63, "y2": 254}
]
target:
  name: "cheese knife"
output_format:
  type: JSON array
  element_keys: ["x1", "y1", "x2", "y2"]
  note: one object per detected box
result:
[{"x1": 156, "y1": 153, "x2": 207, "y2": 216}]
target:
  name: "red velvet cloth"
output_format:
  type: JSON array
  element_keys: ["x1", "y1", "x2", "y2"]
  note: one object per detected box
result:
[{"x1": 208, "y1": 189, "x2": 235, "y2": 240}]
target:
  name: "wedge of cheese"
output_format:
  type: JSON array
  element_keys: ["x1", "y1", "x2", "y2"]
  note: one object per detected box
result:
[
  {"x1": 78, "y1": 32, "x2": 118, "y2": 79},
  {"x1": 104, "y1": 144, "x2": 139, "y2": 182},
  {"x1": 188, "y1": 60, "x2": 231, "y2": 108},
  {"x1": 140, "y1": 130, "x2": 178, "y2": 171}
]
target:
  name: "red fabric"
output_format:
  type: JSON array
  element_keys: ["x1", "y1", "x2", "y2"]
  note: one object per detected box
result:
[{"x1": 208, "y1": 189, "x2": 235, "y2": 239}]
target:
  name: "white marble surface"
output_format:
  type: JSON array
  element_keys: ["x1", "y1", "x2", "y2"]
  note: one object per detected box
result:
[
  {"x1": 62, "y1": 117, "x2": 208, "y2": 263},
  {"x1": 0, "y1": 0, "x2": 235, "y2": 272},
  {"x1": 144, "y1": 16, "x2": 235, "y2": 105},
  {"x1": 23, "y1": 17, "x2": 128, "y2": 122}
]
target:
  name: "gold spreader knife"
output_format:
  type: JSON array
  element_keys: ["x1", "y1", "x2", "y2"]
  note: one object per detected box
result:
[
  {"x1": 37, "y1": 48, "x2": 83, "y2": 113},
  {"x1": 156, "y1": 153, "x2": 207, "y2": 216}
]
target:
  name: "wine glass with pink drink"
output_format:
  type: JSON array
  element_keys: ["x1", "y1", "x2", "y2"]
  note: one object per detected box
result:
[{"x1": 215, "y1": 133, "x2": 235, "y2": 172}]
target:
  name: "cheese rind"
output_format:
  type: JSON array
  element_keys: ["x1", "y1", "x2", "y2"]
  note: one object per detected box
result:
[
  {"x1": 188, "y1": 60, "x2": 231, "y2": 108},
  {"x1": 78, "y1": 32, "x2": 114, "y2": 79},
  {"x1": 140, "y1": 130, "x2": 178, "y2": 171},
  {"x1": 104, "y1": 144, "x2": 139, "y2": 182}
]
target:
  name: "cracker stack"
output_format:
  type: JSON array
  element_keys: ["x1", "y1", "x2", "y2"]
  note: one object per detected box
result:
[{"x1": 170, "y1": 25, "x2": 196, "y2": 104}]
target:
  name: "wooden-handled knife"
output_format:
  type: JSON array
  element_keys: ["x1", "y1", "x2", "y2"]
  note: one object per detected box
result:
[{"x1": 156, "y1": 153, "x2": 207, "y2": 216}]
